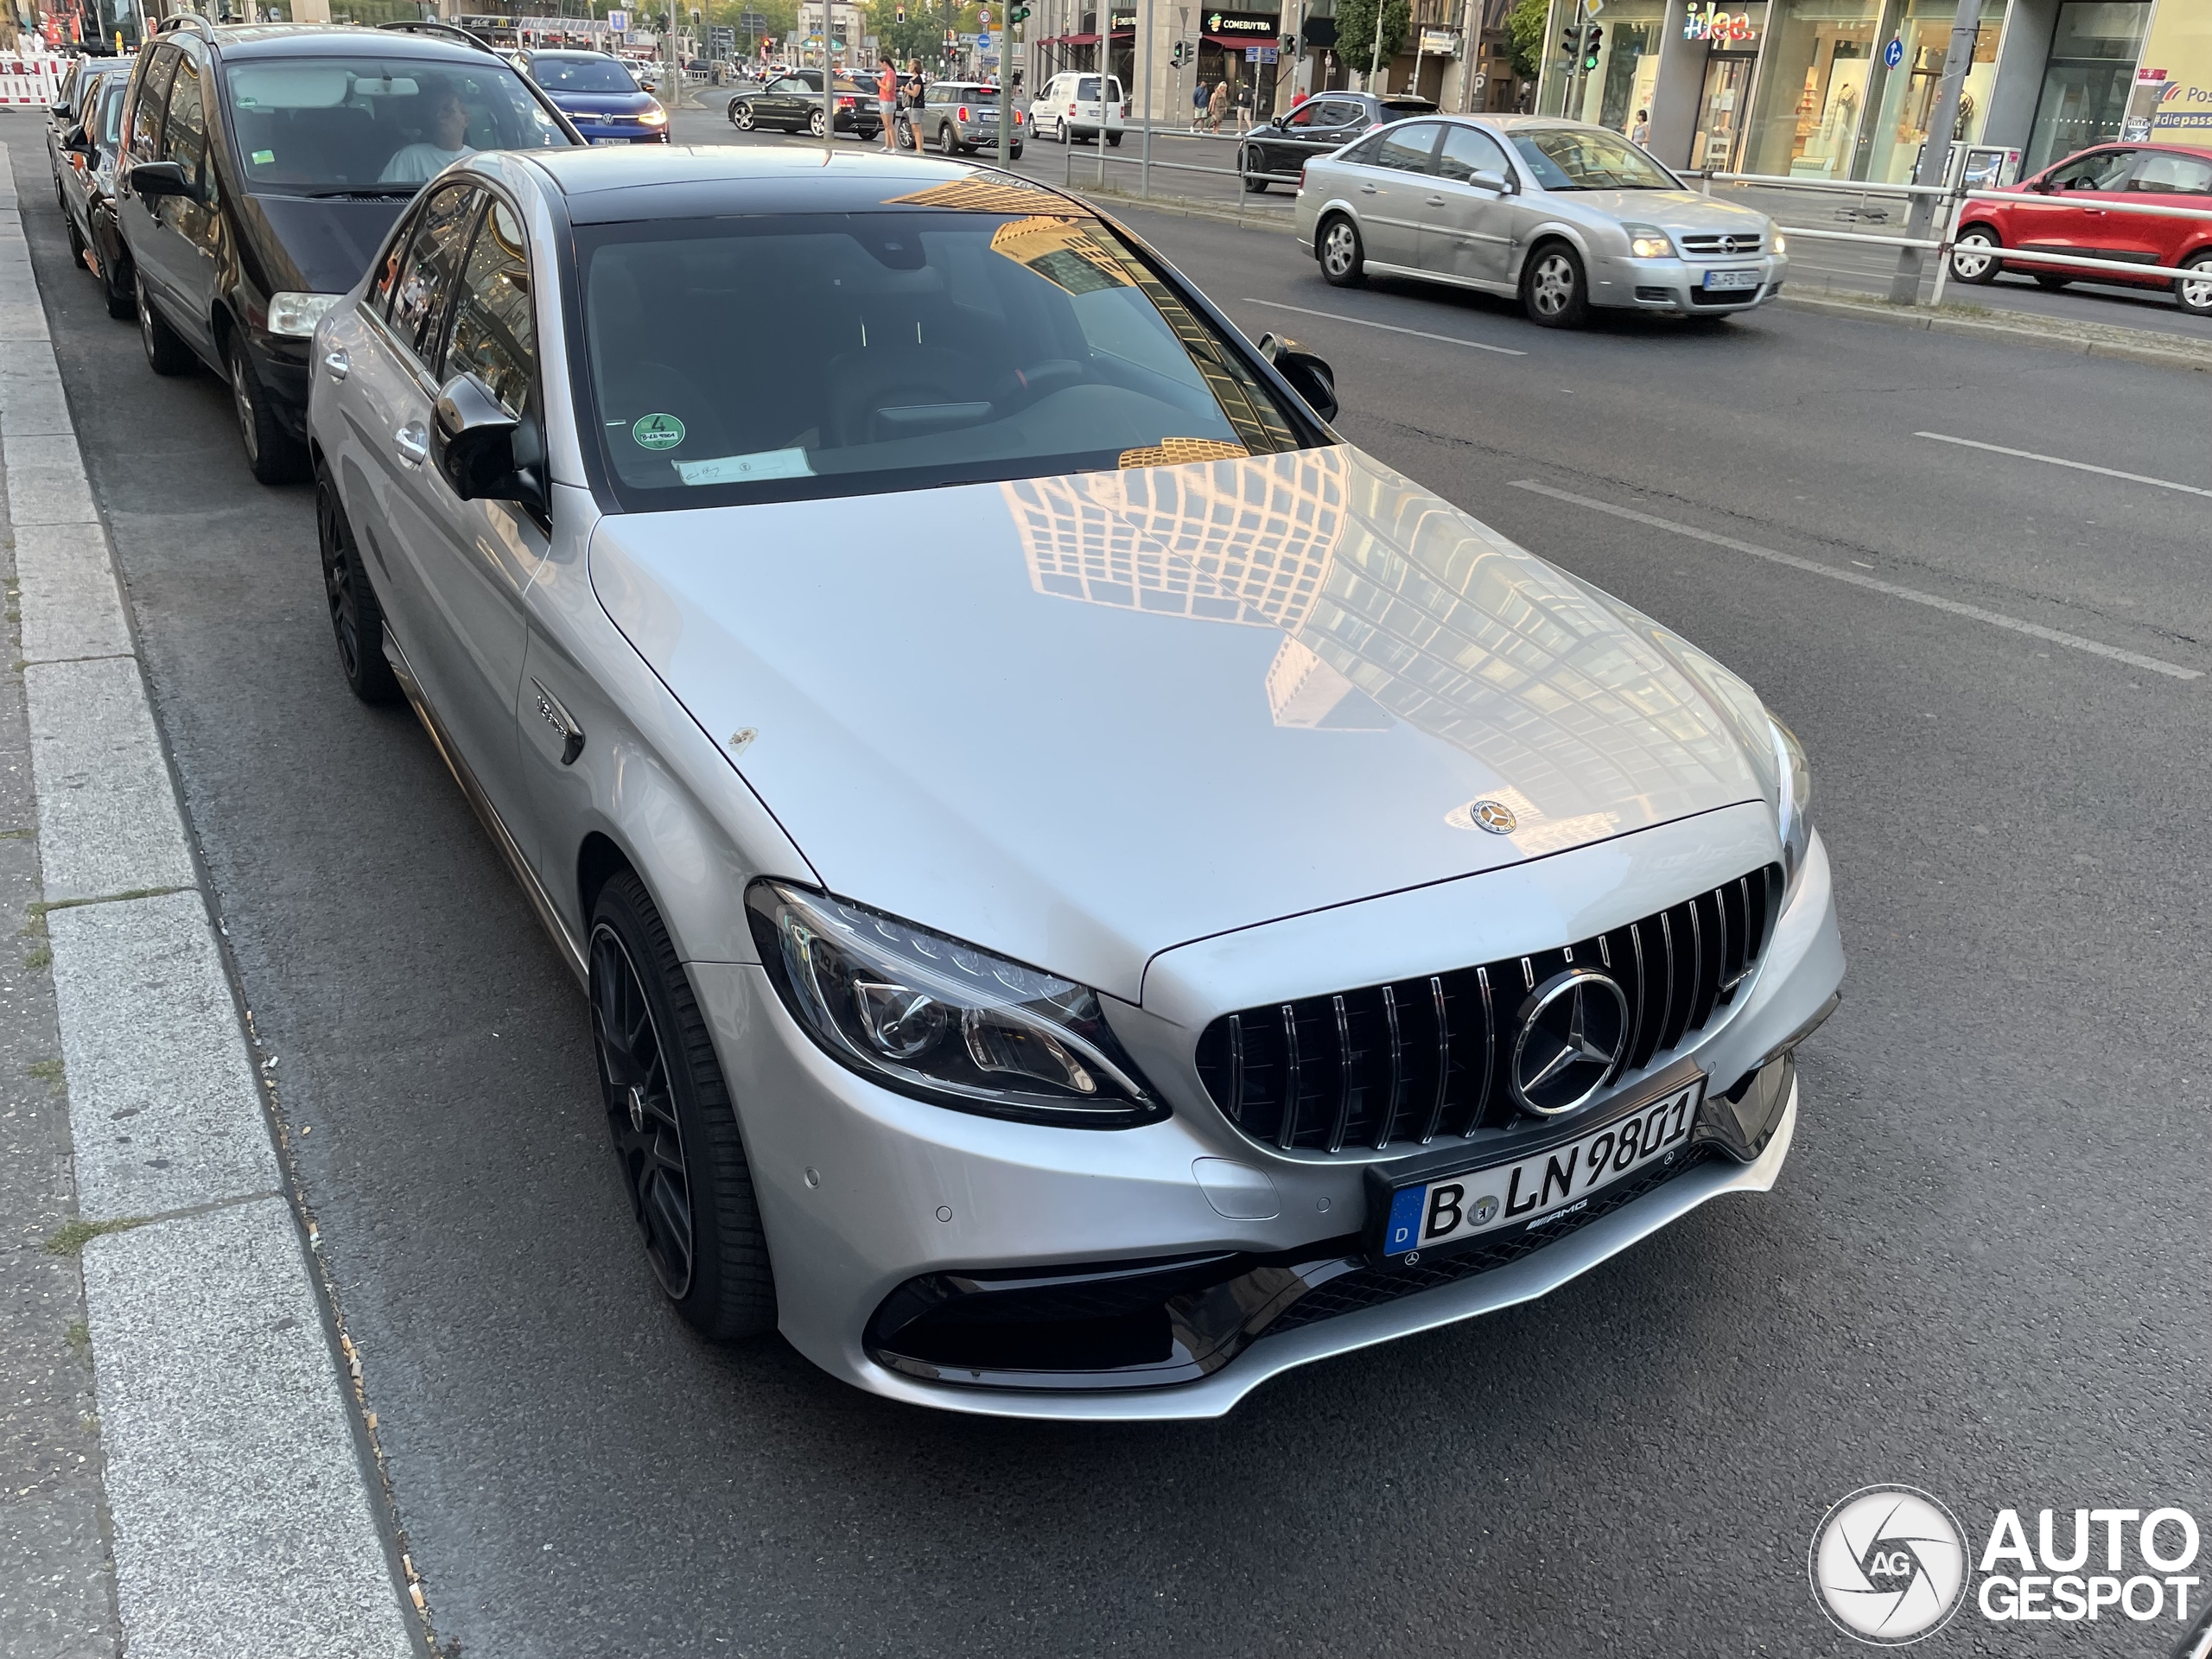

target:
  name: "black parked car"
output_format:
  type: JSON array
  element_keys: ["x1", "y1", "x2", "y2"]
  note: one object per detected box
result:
[
  {"x1": 47, "y1": 54, "x2": 134, "y2": 206},
  {"x1": 116, "y1": 17, "x2": 580, "y2": 484},
  {"x1": 727, "y1": 68, "x2": 880, "y2": 139},
  {"x1": 1237, "y1": 90, "x2": 1436, "y2": 194},
  {"x1": 56, "y1": 73, "x2": 137, "y2": 320}
]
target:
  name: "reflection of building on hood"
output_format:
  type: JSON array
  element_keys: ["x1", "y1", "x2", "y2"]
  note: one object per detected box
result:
[{"x1": 1003, "y1": 450, "x2": 1745, "y2": 830}]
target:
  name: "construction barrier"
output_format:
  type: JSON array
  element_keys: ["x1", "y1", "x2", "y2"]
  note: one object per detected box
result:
[{"x1": 0, "y1": 55, "x2": 71, "y2": 108}]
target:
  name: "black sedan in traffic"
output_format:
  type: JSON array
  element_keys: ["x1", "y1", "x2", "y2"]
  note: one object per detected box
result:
[{"x1": 728, "y1": 69, "x2": 881, "y2": 139}]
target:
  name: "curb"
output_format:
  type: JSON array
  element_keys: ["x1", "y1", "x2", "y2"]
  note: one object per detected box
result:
[
  {"x1": 2, "y1": 160, "x2": 420, "y2": 1657},
  {"x1": 1066, "y1": 181, "x2": 1298, "y2": 234},
  {"x1": 1777, "y1": 291, "x2": 2212, "y2": 373}
]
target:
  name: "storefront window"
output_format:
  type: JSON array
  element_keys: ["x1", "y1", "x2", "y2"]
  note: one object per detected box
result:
[
  {"x1": 2024, "y1": 1, "x2": 2149, "y2": 173},
  {"x1": 1743, "y1": 0, "x2": 1880, "y2": 178},
  {"x1": 1686, "y1": 1, "x2": 1768, "y2": 172},
  {"x1": 1558, "y1": 0, "x2": 1664, "y2": 133},
  {"x1": 1857, "y1": 0, "x2": 2005, "y2": 182}
]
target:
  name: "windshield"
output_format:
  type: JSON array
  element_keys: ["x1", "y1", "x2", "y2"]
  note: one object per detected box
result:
[
  {"x1": 530, "y1": 55, "x2": 637, "y2": 93},
  {"x1": 1509, "y1": 126, "x2": 1678, "y2": 190},
  {"x1": 221, "y1": 57, "x2": 569, "y2": 194},
  {"x1": 578, "y1": 207, "x2": 1311, "y2": 512}
]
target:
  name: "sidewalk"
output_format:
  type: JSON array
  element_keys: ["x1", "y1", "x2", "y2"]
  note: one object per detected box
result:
[{"x1": 0, "y1": 135, "x2": 419, "y2": 1659}]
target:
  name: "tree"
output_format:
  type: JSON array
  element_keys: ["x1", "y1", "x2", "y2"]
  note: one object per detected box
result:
[
  {"x1": 1505, "y1": 0, "x2": 1547, "y2": 81},
  {"x1": 1332, "y1": 0, "x2": 1410, "y2": 86}
]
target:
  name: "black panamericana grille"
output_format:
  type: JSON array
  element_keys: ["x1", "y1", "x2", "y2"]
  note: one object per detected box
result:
[{"x1": 1192, "y1": 865, "x2": 1784, "y2": 1155}]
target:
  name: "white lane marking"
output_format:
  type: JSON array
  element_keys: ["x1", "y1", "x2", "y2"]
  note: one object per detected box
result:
[
  {"x1": 1915, "y1": 431, "x2": 2212, "y2": 499},
  {"x1": 1242, "y1": 297, "x2": 1529, "y2": 356},
  {"x1": 1509, "y1": 478, "x2": 2202, "y2": 682}
]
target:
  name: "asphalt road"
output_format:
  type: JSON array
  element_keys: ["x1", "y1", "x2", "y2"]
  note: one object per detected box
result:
[
  {"x1": 15, "y1": 132, "x2": 2211, "y2": 1658},
  {"x1": 670, "y1": 105, "x2": 2212, "y2": 343}
]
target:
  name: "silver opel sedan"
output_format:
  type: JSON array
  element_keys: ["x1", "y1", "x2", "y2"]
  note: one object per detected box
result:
[
  {"x1": 308, "y1": 145, "x2": 1841, "y2": 1420},
  {"x1": 1294, "y1": 115, "x2": 1789, "y2": 327}
]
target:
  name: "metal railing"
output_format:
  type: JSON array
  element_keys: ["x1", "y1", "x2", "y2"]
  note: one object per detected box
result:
[
  {"x1": 1048, "y1": 121, "x2": 1299, "y2": 224},
  {"x1": 1688, "y1": 168, "x2": 2212, "y2": 308}
]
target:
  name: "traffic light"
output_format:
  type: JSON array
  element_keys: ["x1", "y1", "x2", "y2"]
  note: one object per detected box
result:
[
  {"x1": 1008, "y1": 3, "x2": 1027, "y2": 21},
  {"x1": 1581, "y1": 24, "x2": 1603, "y2": 68},
  {"x1": 1559, "y1": 19, "x2": 1579, "y2": 57},
  {"x1": 895, "y1": 3, "x2": 903, "y2": 17},
  {"x1": 1170, "y1": 38, "x2": 1185, "y2": 65}
]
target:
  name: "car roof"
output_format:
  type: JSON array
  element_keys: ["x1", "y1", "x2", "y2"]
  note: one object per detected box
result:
[
  {"x1": 172, "y1": 22, "x2": 505, "y2": 63},
  {"x1": 527, "y1": 48, "x2": 616, "y2": 58},
  {"x1": 524, "y1": 146, "x2": 1093, "y2": 223}
]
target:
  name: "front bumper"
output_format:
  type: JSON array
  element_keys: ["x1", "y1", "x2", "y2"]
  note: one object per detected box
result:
[
  {"x1": 691, "y1": 822, "x2": 1841, "y2": 1420},
  {"x1": 1599, "y1": 251, "x2": 1789, "y2": 312}
]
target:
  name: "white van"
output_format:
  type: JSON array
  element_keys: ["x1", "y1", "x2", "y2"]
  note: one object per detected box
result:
[{"x1": 1028, "y1": 71, "x2": 1126, "y2": 145}]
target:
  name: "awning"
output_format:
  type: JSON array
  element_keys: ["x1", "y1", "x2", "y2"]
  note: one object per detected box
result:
[
  {"x1": 1060, "y1": 30, "x2": 1100, "y2": 44},
  {"x1": 1203, "y1": 31, "x2": 1277, "y2": 48}
]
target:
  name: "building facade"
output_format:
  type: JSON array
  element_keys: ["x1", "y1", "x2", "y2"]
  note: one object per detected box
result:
[{"x1": 1536, "y1": 0, "x2": 2212, "y2": 184}]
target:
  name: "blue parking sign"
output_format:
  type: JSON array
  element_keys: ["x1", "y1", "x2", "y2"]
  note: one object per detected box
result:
[{"x1": 1883, "y1": 35, "x2": 1904, "y2": 67}]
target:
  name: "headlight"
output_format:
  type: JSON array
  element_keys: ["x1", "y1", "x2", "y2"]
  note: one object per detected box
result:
[
  {"x1": 267, "y1": 291, "x2": 340, "y2": 339},
  {"x1": 747, "y1": 882, "x2": 1165, "y2": 1128},
  {"x1": 639, "y1": 105, "x2": 668, "y2": 124},
  {"x1": 1771, "y1": 232, "x2": 1789, "y2": 255},
  {"x1": 1623, "y1": 222, "x2": 1674, "y2": 259},
  {"x1": 1770, "y1": 714, "x2": 1813, "y2": 893}
]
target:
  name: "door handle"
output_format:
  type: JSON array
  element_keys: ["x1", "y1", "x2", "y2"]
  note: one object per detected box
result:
[
  {"x1": 324, "y1": 347, "x2": 349, "y2": 382},
  {"x1": 1359, "y1": 184, "x2": 1378, "y2": 194},
  {"x1": 393, "y1": 421, "x2": 429, "y2": 467},
  {"x1": 1426, "y1": 195, "x2": 1447, "y2": 206}
]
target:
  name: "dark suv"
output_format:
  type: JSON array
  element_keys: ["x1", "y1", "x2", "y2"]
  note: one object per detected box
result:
[
  {"x1": 117, "y1": 18, "x2": 581, "y2": 483},
  {"x1": 1238, "y1": 91, "x2": 1437, "y2": 194}
]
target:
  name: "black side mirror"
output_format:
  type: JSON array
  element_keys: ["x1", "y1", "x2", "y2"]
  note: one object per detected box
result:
[
  {"x1": 1257, "y1": 332, "x2": 1338, "y2": 424},
  {"x1": 431, "y1": 372, "x2": 544, "y2": 509},
  {"x1": 62, "y1": 124, "x2": 97, "y2": 154},
  {"x1": 49, "y1": 100, "x2": 72, "y2": 118},
  {"x1": 126, "y1": 161, "x2": 194, "y2": 200}
]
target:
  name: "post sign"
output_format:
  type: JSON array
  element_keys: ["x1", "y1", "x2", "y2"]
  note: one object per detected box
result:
[{"x1": 607, "y1": 9, "x2": 630, "y2": 30}]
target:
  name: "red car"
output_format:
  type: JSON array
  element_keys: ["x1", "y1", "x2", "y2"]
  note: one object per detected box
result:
[{"x1": 1948, "y1": 141, "x2": 2212, "y2": 315}]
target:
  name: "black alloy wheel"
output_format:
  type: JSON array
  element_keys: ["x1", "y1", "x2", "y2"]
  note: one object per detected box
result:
[
  {"x1": 99, "y1": 245, "x2": 133, "y2": 321},
  {"x1": 226, "y1": 334, "x2": 308, "y2": 485},
  {"x1": 1241, "y1": 150, "x2": 1268, "y2": 194},
  {"x1": 136, "y1": 272, "x2": 195, "y2": 376},
  {"x1": 588, "y1": 871, "x2": 777, "y2": 1339},
  {"x1": 315, "y1": 469, "x2": 401, "y2": 704}
]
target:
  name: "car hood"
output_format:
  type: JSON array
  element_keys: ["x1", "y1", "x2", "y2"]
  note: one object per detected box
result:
[
  {"x1": 544, "y1": 90, "x2": 658, "y2": 117},
  {"x1": 243, "y1": 192, "x2": 409, "y2": 294},
  {"x1": 588, "y1": 446, "x2": 1770, "y2": 1002},
  {"x1": 1560, "y1": 188, "x2": 1771, "y2": 238}
]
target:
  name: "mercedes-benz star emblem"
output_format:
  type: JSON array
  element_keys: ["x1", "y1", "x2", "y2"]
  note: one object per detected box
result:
[
  {"x1": 1510, "y1": 969, "x2": 1630, "y2": 1116},
  {"x1": 1471, "y1": 798, "x2": 1516, "y2": 834}
]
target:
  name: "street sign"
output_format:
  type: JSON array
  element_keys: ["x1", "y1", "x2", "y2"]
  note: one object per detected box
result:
[
  {"x1": 607, "y1": 9, "x2": 629, "y2": 30},
  {"x1": 1882, "y1": 35, "x2": 1904, "y2": 67}
]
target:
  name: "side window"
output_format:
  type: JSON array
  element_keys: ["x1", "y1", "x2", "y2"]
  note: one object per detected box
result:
[
  {"x1": 1286, "y1": 102, "x2": 1319, "y2": 129},
  {"x1": 2049, "y1": 149, "x2": 2133, "y2": 191},
  {"x1": 160, "y1": 57, "x2": 209, "y2": 191},
  {"x1": 385, "y1": 183, "x2": 480, "y2": 365},
  {"x1": 127, "y1": 48, "x2": 178, "y2": 166},
  {"x1": 1375, "y1": 121, "x2": 1440, "y2": 174},
  {"x1": 2129, "y1": 150, "x2": 2212, "y2": 195},
  {"x1": 443, "y1": 199, "x2": 535, "y2": 417},
  {"x1": 1436, "y1": 124, "x2": 1510, "y2": 184},
  {"x1": 1320, "y1": 98, "x2": 1363, "y2": 130}
]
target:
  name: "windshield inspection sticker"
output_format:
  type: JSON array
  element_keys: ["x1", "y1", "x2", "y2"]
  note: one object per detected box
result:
[
  {"x1": 251, "y1": 149, "x2": 276, "y2": 164},
  {"x1": 632, "y1": 413, "x2": 686, "y2": 450},
  {"x1": 676, "y1": 448, "x2": 814, "y2": 486}
]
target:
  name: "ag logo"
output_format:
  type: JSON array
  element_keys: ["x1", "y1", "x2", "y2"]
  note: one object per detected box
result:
[{"x1": 1809, "y1": 1485, "x2": 1968, "y2": 1645}]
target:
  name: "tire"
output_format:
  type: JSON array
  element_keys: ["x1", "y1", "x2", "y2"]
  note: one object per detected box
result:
[
  {"x1": 1053, "y1": 117, "x2": 1067, "y2": 144},
  {"x1": 1106, "y1": 131, "x2": 1122, "y2": 147},
  {"x1": 101, "y1": 253, "x2": 134, "y2": 321},
  {"x1": 936, "y1": 121, "x2": 958, "y2": 156},
  {"x1": 225, "y1": 333, "x2": 308, "y2": 486},
  {"x1": 805, "y1": 106, "x2": 824, "y2": 138},
  {"x1": 1241, "y1": 149, "x2": 1268, "y2": 194},
  {"x1": 589, "y1": 869, "x2": 777, "y2": 1342},
  {"x1": 135, "y1": 272, "x2": 195, "y2": 376},
  {"x1": 1319, "y1": 214, "x2": 1365, "y2": 288},
  {"x1": 65, "y1": 211, "x2": 86, "y2": 264},
  {"x1": 1009, "y1": 144, "x2": 1024, "y2": 160},
  {"x1": 731, "y1": 99, "x2": 754, "y2": 129},
  {"x1": 2031, "y1": 273, "x2": 2071, "y2": 290},
  {"x1": 1949, "y1": 224, "x2": 2001, "y2": 285},
  {"x1": 1522, "y1": 241, "x2": 1590, "y2": 327},
  {"x1": 315, "y1": 467, "x2": 402, "y2": 706},
  {"x1": 2177, "y1": 253, "x2": 2212, "y2": 317}
]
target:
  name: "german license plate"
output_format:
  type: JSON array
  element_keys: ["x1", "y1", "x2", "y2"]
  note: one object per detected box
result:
[
  {"x1": 1704, "y1": 267, "x2": 1761, "y2": 290},
  {"x1": 1376, "y1": 1076, "x2": 1705, "y2": 1261},
  {"x1": 591, "y1": 137, "x2": 626, "y2": 145}
]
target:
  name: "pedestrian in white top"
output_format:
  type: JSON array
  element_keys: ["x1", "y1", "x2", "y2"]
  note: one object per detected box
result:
[{"x1": 381, "y1": 90, "x2": 476, "y2": 183}]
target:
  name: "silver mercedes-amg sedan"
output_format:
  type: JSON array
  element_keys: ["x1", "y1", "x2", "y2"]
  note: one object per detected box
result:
[
  {"x1": 1293, "y1": 114, "x2": 1788, "y2": 327},
  {"x1": 308, "y1": 145, "x2": 1841, "y2": 1420}
]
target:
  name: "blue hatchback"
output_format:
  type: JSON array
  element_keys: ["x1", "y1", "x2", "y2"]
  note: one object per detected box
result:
[{"x1": 519, "y1": 49, "x2": 670, "y2": 144}]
